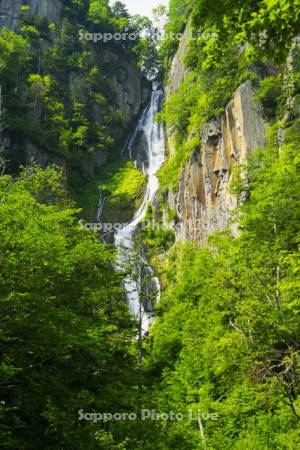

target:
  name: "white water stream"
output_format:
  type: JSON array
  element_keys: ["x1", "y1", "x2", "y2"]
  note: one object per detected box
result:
[{"x1": 115, "y1": 90, "x2": 165, "y2": 332}]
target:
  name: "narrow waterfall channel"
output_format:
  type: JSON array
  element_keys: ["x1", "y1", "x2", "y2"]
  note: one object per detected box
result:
[{"x1": 115, "y1": 90, "x2": 165, "y2": 333}]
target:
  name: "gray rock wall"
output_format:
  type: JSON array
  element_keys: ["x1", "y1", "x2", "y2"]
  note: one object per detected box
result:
[
  {"x1": 161, "y1": 25, "x2": 267, "y2": 244},
  {"x1": 0, "y1": 2, "x2": 151, "y2": 179},
  {"x1": 107, "y1": 51, "x2": 150, "y2": 120},
  {"x1": 166, "y1": 23, "x2": 191, "y2": 97},
  {"x1": 0, "y1": 0, "x2": 63, "y2": 29},
  {"x1": 169, "y1": 82, "x2": 266, "y2": 243}
]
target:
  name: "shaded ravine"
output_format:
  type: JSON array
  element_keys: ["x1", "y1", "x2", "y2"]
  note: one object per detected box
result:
[{"x1": 115, "y1": 90, "x2": 165, "y2": 333}]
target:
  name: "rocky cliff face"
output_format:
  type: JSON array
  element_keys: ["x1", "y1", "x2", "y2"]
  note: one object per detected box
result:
[
  {"x1": 166, "y1": 23, "x2": 191, "y2": 97},
  {"x1": 166, "y1": 82, "x2": 266, "y2": 243},
  {"x1": 162, "y1": 31, "x2": 267, "y2": 243},
  {"x1": 24, "y1": 57, "x2": 150, "y2": 178},
  {"x1": 108, "y1": 52, "x2": 150, "y2": 120},
  {"x1": 0, "y1": 0, "x2": 63, "y2": 29},
  {"x1": 1, "y1": 1, "x2": 150, "y2": 180}
]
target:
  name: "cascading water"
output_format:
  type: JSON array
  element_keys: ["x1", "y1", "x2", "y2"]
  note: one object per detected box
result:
[{"x1": 115, "y1": 90, "x2": 165, "y2": 333}]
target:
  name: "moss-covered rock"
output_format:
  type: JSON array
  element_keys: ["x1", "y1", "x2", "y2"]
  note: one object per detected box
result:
[{"x1": 73, "y1": 158, "x2": 146, "y2": 223}]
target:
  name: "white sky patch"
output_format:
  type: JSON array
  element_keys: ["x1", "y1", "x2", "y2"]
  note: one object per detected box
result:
[{"x1": 110, "y1": 0, "x2": 168, "y2": 19}]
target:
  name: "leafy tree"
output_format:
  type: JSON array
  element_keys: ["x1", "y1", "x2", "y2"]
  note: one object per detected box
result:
[
  {"x1": 111, "y1": 1, "x2": 130, "y2": 19},
  {"x1": 141, "y1": 118, "x2": 300, "y2": 450},
  {"x1": 0, "y1": 165, "x2": 136, "y2": 449},
  {"x1": 88, "y1": 0, "x2": 110, "y2": 24}
]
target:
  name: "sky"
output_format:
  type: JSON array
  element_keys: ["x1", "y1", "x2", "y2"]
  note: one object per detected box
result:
[{"x1": 110, "y1": 0, "x2": 168, "y2": 19}]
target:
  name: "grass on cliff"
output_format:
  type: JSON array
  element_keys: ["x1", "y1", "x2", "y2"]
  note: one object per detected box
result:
[{"x1": 73, "y1": 158, "x2": 146, "y2": 223}]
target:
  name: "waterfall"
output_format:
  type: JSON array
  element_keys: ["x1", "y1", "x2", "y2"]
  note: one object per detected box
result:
[
  {"x1": 115, "y1": 90, "x2": 165, "y2": 333},
  {"x1": 96, "y1": 190, "x2": 105, "y2": 222}
]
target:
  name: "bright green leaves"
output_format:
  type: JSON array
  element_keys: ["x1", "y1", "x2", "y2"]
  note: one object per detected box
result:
[
  {"x1": 95, "y1": 159, "x2": 146, "y2": 223},
  {"x1": 0, "y1": 166, "x2": 135, "y2": 449},
  {"x1": 191, "y1": 0, "x2": 299, "y2": 63},
  {"x1": 159, "y1": 0, "x2": 191, "y2": 63},
  {"x1": 247, "y1": 0, "x2": 300, "y2": 60},
  {"x1": 0, "y1": 3, "x2": 151, "y2": 185},
  {"x1": 88, "y1": 0, "x2": 110, "y2": 24},
  {"x1": 255, "y1": 75, "x2": 284, "y2": 121},
  {"x1": 143, "y1": 118, "x2": 300, "y2": 448},
  {"x1": 0, "y1": 29, "x2": 29, "y2": 72}
]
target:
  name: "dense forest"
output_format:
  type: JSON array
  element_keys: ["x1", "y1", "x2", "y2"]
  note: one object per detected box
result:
[{"x1": 0, "y1": 0, "x2": 300, "y2": 449}]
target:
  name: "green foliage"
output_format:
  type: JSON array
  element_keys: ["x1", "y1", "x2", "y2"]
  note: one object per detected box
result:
[
  {"x1": 255, "y1": 75, "x2": 284, "y2": 120},
  {"x1": 139, "y1": 221, "x2": 175, "y2": 254},
  {"x1": 0, "y1": 2, "x2": 157, "y2": 182},
  {"x1": 88, "y1": 0, "x2": 110, "y2": 23},
  {"x1": 73, "y1": 158, "x2": 146, "y2": 222},
  {"x1": 157, "y1": 0, "x2": 300, "y2": 192},
  {"x1": 0, "y1": 165, "x2": 136, "y2": 449},
  {"x1": 1, "y1": 1, "x2": 299, "y2": 449},
  {"x1": 99, "y1": 159, "x2": 146, "y2": 223},
  {"x1": 158, "y1": 0, "x2": 191, "y2": 64},
  {"x1": 141, "y1": 120, "x2": 300, "y2": 448},
  {"x1": 0, "y1": 29, "x2": 29, "y2": 73},
  {"x1": 158, "y1": 53, "x2": 249, "y2": 190},
  {"x1": 158, "y1": 134, "x2": 196, "y2": 191},
  {"x1": 192, "y1": 0, "x2": 300, "y2": 64}
]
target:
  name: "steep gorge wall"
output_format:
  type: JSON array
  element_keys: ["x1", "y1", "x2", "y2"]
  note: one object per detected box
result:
[
  {"x1": 0, "y1": 0, "x2": 63, "y2": 29},
  {"x1": 167, "y1": 82, "x2": 266, "y2": 242},
  {"x1": 25, "y1": 56, "x2": 150, "y2": 178},
  {"x1": 162, "y1": 32, "x2": 267, "y2": 243},
  {"x1": 1, "y1": 1, "x2": 150, "y2": 179}
]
